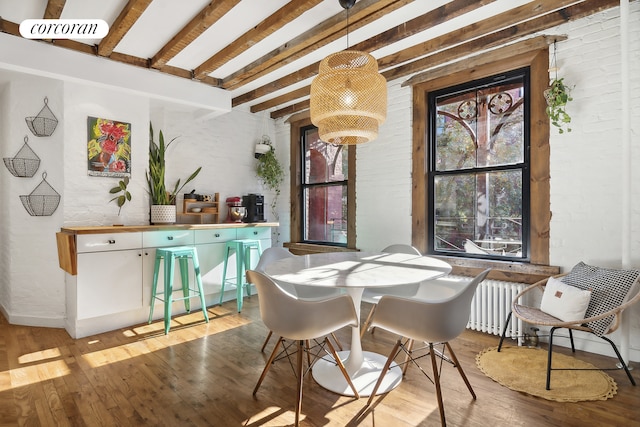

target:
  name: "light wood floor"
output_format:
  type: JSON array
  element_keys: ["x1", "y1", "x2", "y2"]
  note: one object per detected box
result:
[{"x1": 1, "y1": 298, "x2": 638, "y2": 426}]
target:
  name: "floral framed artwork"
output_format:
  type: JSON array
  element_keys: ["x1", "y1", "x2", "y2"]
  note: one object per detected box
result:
[{"x1": 87, "y1": 117, "x2": 131, "y2": 177}]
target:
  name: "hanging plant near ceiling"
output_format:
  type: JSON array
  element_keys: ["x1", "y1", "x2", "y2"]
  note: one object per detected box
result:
[
  {"x1": 545, "y1": 77, "x2": 573, "y2": 134},
  {"x1": 544, "y1": 41, "x2": 573, "y2": 134}
]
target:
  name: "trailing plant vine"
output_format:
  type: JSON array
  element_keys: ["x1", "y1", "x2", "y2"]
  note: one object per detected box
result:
[
  {"x1": 545, "y1": 41, "x2": 573, "y2": 134},
  {"x1": 545, "y1": 77, "x2": 573, "y2": 134},
  {"x1": 256, "y1": 143, "x2": 284, "y2": 230}
]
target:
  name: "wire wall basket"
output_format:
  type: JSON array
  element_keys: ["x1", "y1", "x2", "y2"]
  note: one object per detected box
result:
[
  {"x1": 25, "y1": 97, "x2": 58, "y2": 137},
  {"x1": 20, "y1": 172, "x2": 61, "y2": 216},
  {"x1": 3, "y1": 136, "x2": 40, "y2": 178}
]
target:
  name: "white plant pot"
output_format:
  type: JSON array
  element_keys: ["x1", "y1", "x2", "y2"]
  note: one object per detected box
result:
[
  {"x1": 151, "y1": 205, "x2": 176, "y2": 224},
  {"x1": 255, "y1": 143, "x2": 271, "y2": 158}
]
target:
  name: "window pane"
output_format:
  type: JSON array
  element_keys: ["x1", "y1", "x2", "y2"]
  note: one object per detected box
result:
[
  {"x1": 304, "y1": 128, "x2": 348, "y2": 184},
  {"x1": 435, "y1": 81, "x2": 525, "y2": 171},
  {"x1": 434, "y1": 170, "x2": 522, "y2": 257},
  {"x1": 304, "y1": 184, "x2": 347, "y2": 243}
]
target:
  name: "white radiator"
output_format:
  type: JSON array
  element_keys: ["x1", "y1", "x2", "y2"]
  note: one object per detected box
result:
[{"x1": 465, "y1": 276, "x2": 525, "y2": 340}]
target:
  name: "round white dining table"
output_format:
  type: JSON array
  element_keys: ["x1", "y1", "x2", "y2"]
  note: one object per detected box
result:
[{"x1": 264, "y1": 251, "x2": 452, "y2": 397}]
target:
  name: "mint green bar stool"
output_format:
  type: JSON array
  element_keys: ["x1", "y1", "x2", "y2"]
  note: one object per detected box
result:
[
  {"x1": 149, "y1": 246, "x2": 209, "y2": 334},
  {"x1": 220, "y1": 239, "x2": 262, "y2": 312}
]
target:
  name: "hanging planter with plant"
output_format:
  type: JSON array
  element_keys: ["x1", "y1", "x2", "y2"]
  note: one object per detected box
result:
[
  {"x1": 544, "y1": 41, "x2": 573, "y2": 134},
  {"x1": 256, "y1": 143, "x2": 284, "y2": 221},
  {"x1": 544, "y1": 77, "x2": 573, "y2": 134}
]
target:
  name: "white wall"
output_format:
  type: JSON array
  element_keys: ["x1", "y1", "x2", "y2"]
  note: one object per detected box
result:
[
  {"x1": 545, "y1": 3, "x2": 640, "y2": 361},
  {"x1": 0, "y1": 72, "x2": 66, "y2": 326},
  {"x1": 0, "y1": 75, "x2": 270, "y2": 328}
]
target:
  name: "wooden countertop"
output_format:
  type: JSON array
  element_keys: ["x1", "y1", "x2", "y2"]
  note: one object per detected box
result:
[
  {"x1": 56, "y1": 222, "x2": 279, "y2": 275},
  {"x1": 60, "y1": 222, "x2": 279, "y2": 235}
]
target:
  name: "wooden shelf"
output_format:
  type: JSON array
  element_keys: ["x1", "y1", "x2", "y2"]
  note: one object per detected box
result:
[{"x1": 180, "y1": 192, "x2": 220, "y2": 224}]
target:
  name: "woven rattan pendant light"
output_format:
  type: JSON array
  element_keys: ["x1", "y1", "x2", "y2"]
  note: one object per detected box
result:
[{"x1": 310, "y1": 0, "x2": 387, "y2": 145}]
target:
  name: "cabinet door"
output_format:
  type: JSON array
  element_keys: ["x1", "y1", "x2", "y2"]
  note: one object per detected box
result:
[
  {"x1": 237, "y1": 227, "x2": 272, "y2": 269},
  {"x1": 76, "y1": 249, "x2": 143, "y2": 319},
  {"x1": 195, "y1": 242, "x2": 228, "y2": 293}
]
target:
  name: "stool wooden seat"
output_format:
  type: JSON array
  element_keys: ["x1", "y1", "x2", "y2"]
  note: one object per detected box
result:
[
  {"x1": 149, "y1": 246, "x2": 209, "y2": 334},
  {"x1": 220, "y1": 239, "x2": 262, "y2": 312}
]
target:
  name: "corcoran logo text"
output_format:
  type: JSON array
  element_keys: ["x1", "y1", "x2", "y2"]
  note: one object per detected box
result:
[{"x1": 19, "y1": 19, "x2": 109, "y2": 39}]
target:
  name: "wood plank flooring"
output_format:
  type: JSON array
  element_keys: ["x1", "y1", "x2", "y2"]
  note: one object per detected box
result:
[{"x1": 0, "y1": 298, "x2": 638, "y2": 426}]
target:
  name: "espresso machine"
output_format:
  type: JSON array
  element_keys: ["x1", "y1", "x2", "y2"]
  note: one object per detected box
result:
[
  {"x1": 243, "y1": 194, "x2": 265, "y2": 223},
  {"x1": 225, "y1": 196, "x2": 246, "y2": 223}
]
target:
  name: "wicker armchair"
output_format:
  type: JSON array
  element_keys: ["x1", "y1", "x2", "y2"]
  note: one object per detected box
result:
[{"x1": 498, "y1": 272, "x2": 640, "y2": 390}]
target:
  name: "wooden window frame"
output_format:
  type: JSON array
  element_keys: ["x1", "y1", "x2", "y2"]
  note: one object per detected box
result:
[
  {"x1": 288, "y1": 115, "x2": 357, "y2": 250},
  {"x1": 411, "y1": 47, "x2": 558, "y2": 282}
]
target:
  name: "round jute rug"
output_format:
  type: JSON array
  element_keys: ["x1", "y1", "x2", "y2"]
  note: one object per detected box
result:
[{"x1": 476, "y1": 346, "x2": 617, "y2": 402}]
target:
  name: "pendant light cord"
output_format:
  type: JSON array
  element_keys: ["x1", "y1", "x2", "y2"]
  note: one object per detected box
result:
[
  {"x1": 346, "y1": 6, "x2": 350, "y2": 49},
  {"x1": 551, "y1": 40, "x2": 558, "y2": 80}
]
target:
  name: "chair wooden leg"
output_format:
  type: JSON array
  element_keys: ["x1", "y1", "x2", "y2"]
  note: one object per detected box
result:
[
  {"x1": 444, "y1": 342, "x2": 476, "y2": 399},
  {"x1": 330, "y1": 332, "x2": 343, "y2": 351},
  {"x1": 295, "y1": 340, "x2": 304, "y2": 427},
  {"x1": 325, "y1": 338, "x2": 359, "y2": 399},
  {"x1": 429, "y1": 343, "x2": 447, "y2": 427},
  {"x1": 367, "y1": 339, "x2": 402, "y2": 406},
  {"x1": 402, "y1": 339, "x2": 415, "y2": 376},
  {"x1": 305, "y1": 340, "x2": 312, "y2": 368},
  {"x1": 260, "y1": 330, "x2": 273, "y2": 353},
  {"x1": 497, "y1": 311, "x2": 512, "y2": 351},
  {"x1": 360, "y1": 305, "x2": 377, "y2": 338},
  {"x1": 254, "y1": 337, "x2": 284, "y2": 395}
]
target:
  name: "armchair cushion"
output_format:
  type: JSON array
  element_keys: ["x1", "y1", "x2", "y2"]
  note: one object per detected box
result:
[
  {"x1": 540, "y1": 276, "x2": 591, "y2": 322},
  {"x1": 561, "y1": 262, "x2": 640, "y2": 335}
]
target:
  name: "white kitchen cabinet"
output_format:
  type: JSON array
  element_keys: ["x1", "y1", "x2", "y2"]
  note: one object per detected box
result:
[
  {"x1": 75, "y1": 233, "x2": 143, "y2": 320},
  {"x1": 59, "y1": 224, "x2": 277, "y2": 338},
  {"x1": 237, "y1": 227, "x2": 272, "y2": 270},
  {"x1": 194, "y1": 228, "x2": 237, "y2": 296}
]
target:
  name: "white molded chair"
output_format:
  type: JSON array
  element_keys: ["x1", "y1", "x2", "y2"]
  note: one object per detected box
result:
[
  {"x1": 253, "y1": 247, "x2": 343, "y2": 352},
  {"x1": 247, "y1": 270, "x2": 359, "y2": 426},
  {"x1": 361, "y1": 244, "x2": 441, "y2": 337},
  {"x1": 366, "y1": 269, "x2": 491, "y2": 427}
]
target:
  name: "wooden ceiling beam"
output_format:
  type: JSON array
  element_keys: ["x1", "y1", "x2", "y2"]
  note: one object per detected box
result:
[
  {"x1": 150, "y1": 0, "x2": 240, "y2": 69},
  {"x1": 270, "y1": 99, "x2": 310, "y2": 120},
  {"x1": 254, "y1": 0, "x2": 620, "y2": 117},
  {"x1": 192, "y1": 0, "x2": 324, "y2": 80},
  {"x1": 43, "y1": 0, "x2": 66, "y2": 19},
  {"x1": 231, "y1": 0, "x2": 498, "y2": 107},
  {"x1": 221, "y1": 0, "x2": 414, "y2": 91},
  {"x1": 378, "y1": 0, "x2": 580, "y2": 71},
  {"x1": 250, "y1": 86, "x2": 311, "y2": 113},
  {"x1": 396, "y1": 0, "x2": 619, "y2": 85},
  {"x1": 97, "y1": 0, "x2": 153, "y2": 57}
]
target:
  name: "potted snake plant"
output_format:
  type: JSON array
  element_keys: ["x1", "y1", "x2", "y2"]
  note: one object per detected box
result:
[{"x1": 147, "y1": 123, "x2": 201, "y2": 224}]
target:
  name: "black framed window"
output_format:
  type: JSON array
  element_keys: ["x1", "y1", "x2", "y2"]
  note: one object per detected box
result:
[
  {"x1": 300, "y1": 125, "x2": 349, "y2": 245},
  {"x1": 428, "y1": 68, "x2": 530, "y2": 260}
]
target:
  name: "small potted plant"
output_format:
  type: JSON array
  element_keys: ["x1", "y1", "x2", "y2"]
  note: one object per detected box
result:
[
  {"x1": 147, "y1": 123, "x2": 201, "y2": 224},
  {"x1": 544, "y1": 77, "x2": 573, "y2": 134},
  {"x1": 108, "y1": 176, "x2": 131, "y2": 226}
]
